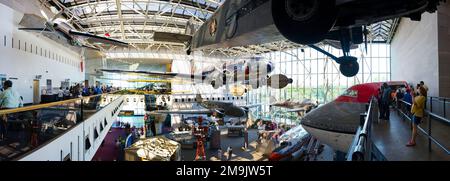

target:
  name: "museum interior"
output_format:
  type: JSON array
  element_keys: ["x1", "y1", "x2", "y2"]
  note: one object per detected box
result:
[{"x1": 0, "y1": 0, "x2": 448, "y2": 161}]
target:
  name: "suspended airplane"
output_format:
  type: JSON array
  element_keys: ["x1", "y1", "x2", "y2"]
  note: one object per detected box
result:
[
  {"x1": 17, "y1": 4, "x2": 128, "y2": 51},
  {"x1": 99, "y1": 57, "x2": 293, "y2": 90},
  {"x1": 300, "y1": 81, "x2": 408, "y2": 152},
  {"x1": 270, "y1": 98, "x2": 319, "y2": 117},
  {"x1": 151, "y1": 94, "x2": 260, "y2": 118},
  {"x1": 269, "y1": 125, "x2": 312, "y2": 161},
  {"x1": 154, "y1": 0, "x2": 444, "y2": 77}
]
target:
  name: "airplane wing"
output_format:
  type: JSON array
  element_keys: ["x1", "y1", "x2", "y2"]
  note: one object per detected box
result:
[
  {"x1": 18, "y1": 28, "x2": 52, "y2": 32},
  {"x1": 69, "y1": 29, "x2": 129, "y2": 47},
  {"x1": 153, "y1": 32, "x2": 192, "y2": 44},
  {"x1": 270, "y1": 102, "x2": 285, "y2": 106},
  {"x1": 99, "y1": 69, "x2": 208, "y2": 80},
  {"x1": 151, "y1": 109, "x2": 214, "y2": 115},
  {"x1": 285, "y1": 108, "x2": 307, "y2": 112},
  {"x1": 82, "y1": 44, "x2": 101, "y2": 51},
  {"x1": 240, "y1": 104, "x2": 261, "y2": 109}
]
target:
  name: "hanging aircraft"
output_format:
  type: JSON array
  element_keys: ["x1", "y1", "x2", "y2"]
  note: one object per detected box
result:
[
  {"x1": 154, "y1": 0, "x2": 444, "y2": 77},
  {"x1": 17, "y1": 4, "x2": 128, "y2": 51},
  {"x1": 99, "y1": 57, "x2": 293, "y2": 90},
  {"x1": 270, "y1": 98, "x2": 319, "y2": 117},
  {"x1": 300, "y1": 81, "x2": 408, "y2": 152},
  {"x1": 151, "y1": 94, "x2": 260, "y2": 118}
]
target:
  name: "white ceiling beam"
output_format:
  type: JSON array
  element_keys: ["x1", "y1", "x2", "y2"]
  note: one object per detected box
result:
[
  {"x1": 66, "y1": 0, "x2": 216, "y2": 14},
  {"x1": 115, "y1": 0, "x2": 125, "y2": 40}
]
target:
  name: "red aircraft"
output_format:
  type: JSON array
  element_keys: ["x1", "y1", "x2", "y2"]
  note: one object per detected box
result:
[{"x1": 301, "y1": 81, "x2": 408, "y2": 152}]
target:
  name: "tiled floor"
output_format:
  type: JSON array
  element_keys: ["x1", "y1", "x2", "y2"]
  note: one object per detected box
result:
[{"x1": 372, "y1": 110, "x2": 449, "y2": 161}]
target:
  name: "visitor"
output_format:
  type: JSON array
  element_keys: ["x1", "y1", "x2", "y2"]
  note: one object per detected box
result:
[
  {"x1": 257, "y1": 120, "x2": 265, "y2": 140},
  {"x1": 395, "y1": 87, "x2": 404, "y2": 109},
  {"x1": 0, "y1": 81, "x2": 23, "y2": 107},
  {"x1": 89, "y1": 86, "x2": 94, "y2": 95},
  {"x1": 115, "y1": 139, "x2": 120, "y2": 149},
  {"x1": 217, "y1": 148, "x2": 223, "y2": 161},
  {"x1": 57, "y1": 87, "x2": 64, "y2": 101},
  {"x1": 226, "y1": 146, "x2": 233, "y2": 161},
  {"x1": 73, "y1": 84, "x2": 81, "y2": 98},
  {"x1": 63, "y1": 87, "x2": 71, "y2": 99},
  {"x1": 380, "y1": 83, "x2": 392, "y2": 121},
  {"x1": 419, "y1": 81, "x2": 428, "y2": 109},
  {"x1": 407, "y1": 87, "x2": 427, "y2": 147},
  {"x1": 94, "y1": 86, "x2": 103, "y2": 95},
  {"x1": 82, "y1": 86, "x2": 89, "y2": 96},
  {"x1": 272, "y1": 131, "x2": 279, "y2": 145},
  {"x1": 0, "y1": 80, "x2": 23, "y2": 140},
  {"x1": 419, "y1": 81, "x2": 429, "y2": 94},
  {"x1": 377, "y1": 87, "x2": 383, "y2": 119},
  {"x1": 243, "y1": 128, "x2": 249, "y2": 151},
  {"x1": 403, "y1": 88, "x2": 413, "y2": 114}
]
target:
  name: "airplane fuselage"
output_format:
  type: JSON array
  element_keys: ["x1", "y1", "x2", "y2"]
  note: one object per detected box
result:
[
  {"x1": 300, "y1": 81, "x2": 408, "y2": 152},
  {"x1": 192, "y1": 0, "x2": 442, "y2": 50},
  {"x1": 206, "y1": 57, "x2": 292, "y2": 89},
  {"x1": 200, "y1": 100, "x2": 246, "y2": 118}
]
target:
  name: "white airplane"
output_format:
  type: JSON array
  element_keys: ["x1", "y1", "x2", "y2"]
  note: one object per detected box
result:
[
  {"x1": 18, "y1": 6, "x2": 128, "y2": 50},
  {"x1": 100, "y1": 57, "x2": 293, "y2": 90},
  {"x1": 300, "y1": 81, "x2": 408, "y2": 152},
  {"x1": 270, "y1": 98, "x2": 319, "y2": 116},
  {"x1": 151, "y1": 94, "x2": 260, "y2": 118}
]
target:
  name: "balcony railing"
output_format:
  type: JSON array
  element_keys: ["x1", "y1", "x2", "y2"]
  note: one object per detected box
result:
[{"x1": 0, "y1": 93, "x2": 121, "y2": 161}]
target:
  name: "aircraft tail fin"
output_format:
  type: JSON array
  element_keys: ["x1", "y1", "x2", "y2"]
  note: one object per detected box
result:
[{"x1": 195, "y1": 94, "x2": 203, "y2": 103}]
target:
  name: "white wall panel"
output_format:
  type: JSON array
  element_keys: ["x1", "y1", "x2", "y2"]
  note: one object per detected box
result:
[
  {"x1": 391, "y1": 13, "x2": 439, "y2": 97},
  {"x1": 0, "y1": 3, "x2": 84, "y2": 104}
]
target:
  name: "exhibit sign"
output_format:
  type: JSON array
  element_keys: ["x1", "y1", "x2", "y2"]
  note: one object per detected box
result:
[{"x1": 46, "y1": 79, "x2": 52, "y2": 94}]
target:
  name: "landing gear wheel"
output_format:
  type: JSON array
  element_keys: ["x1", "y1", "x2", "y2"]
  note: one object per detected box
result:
[
  {"x1": 272, "y1": 0, "x2": 337, "y2": 45},
  {"x1": 338, "y1": 56, "x2": 359, "y2": 77}
]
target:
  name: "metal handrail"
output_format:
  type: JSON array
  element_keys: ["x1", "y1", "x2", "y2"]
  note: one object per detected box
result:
[
  {"x1": 429, "y1": 96, "x2": 450, "y2": 101},
  {"x1": 399, "y1": 99, "x2": 450, "y2": 124},
  {"x1": 0, "y1": 92, "x2": 117, "y2": 115},
  {"x1": 347, "y1": 97, "x2": 375, "y2": 161},
  {"x1": 397, "y1": 99, "x2": 450, "y2": 155}
]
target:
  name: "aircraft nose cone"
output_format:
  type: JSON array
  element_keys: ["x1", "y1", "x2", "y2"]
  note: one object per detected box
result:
[
  {"x1": 268, "y1": 74, "x2": 292, "y2": 89},
  {"x1": 300, "y1": 101, "x2": 366, "y2": 134},
  {"x1": 300, "y1": 107, "x2": 322, "y2": 129},
  {"x1": 288, "y1": 78, "x2": 293, "y2": 84}
]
